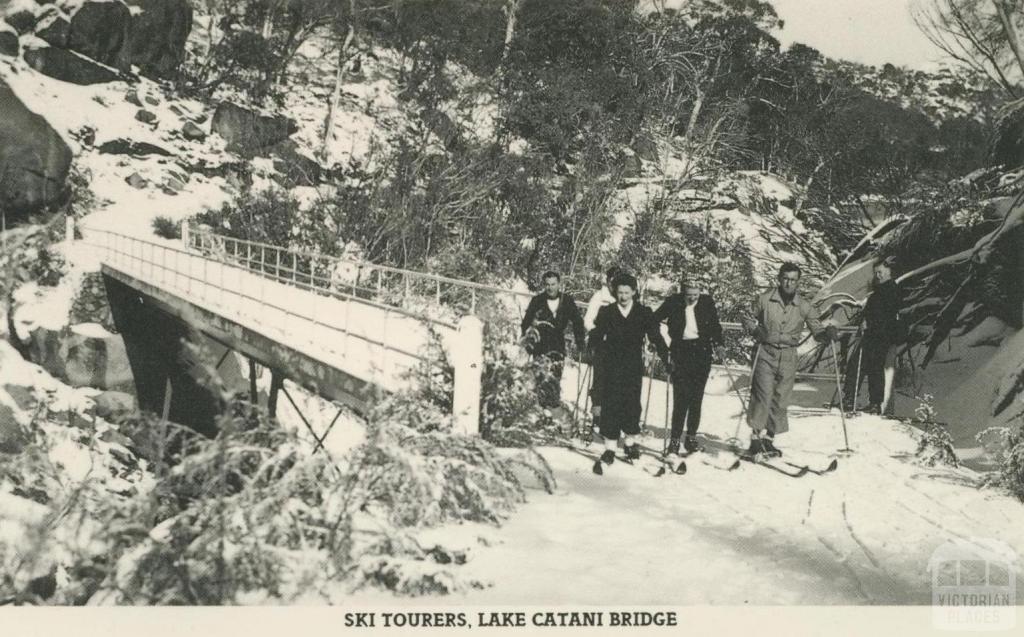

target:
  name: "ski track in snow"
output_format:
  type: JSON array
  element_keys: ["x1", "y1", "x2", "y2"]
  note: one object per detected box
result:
[{"x1": 450, "y1": 384, "x2": 1024, "y2": 605}]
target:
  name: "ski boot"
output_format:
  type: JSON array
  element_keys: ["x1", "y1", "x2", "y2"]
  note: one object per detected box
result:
[
  {"x1": 683, "y1": 434, "x2": 703, "y2": 454},
  {"x1": 600, "y1": 449, "x2": 616, "y2": 465},
  {"x1": 624, "y1": 444, "x2": 641, "y2": 462},
  {"x1": 740, "y1": 437, "x2": 766, "y2": 461},
  {"x1": 666, "y1": 439, "x2": 681, "y2": 457},
  {"x1": 761, "y1": 436, "x2": 782, "y2": 458}
]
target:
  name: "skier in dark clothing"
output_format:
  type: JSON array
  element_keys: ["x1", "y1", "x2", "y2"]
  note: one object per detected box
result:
[
  {"x1": 521, "y1": 271, "x2": 587, "y2": 421},
  {"x1": 584, "y1": 266, "x2": 622, "y2": 431},
  {"x1": 589, "y1": 273, "x2": 670, "y2": 466},
  {"x1": 853, "y1": 257, "x2": 903, "y2": 415},
  {"x1": 653, "y1": 282, "x2": 724, "y2": 455}
]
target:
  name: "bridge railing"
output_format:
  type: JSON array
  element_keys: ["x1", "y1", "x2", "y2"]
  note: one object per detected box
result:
[
  {"x1": 183, "y1": 224, "x2": 860, "y2": 384},
  {"x1": 77, "y1": 224, "x2": 485, "y2": 424}
]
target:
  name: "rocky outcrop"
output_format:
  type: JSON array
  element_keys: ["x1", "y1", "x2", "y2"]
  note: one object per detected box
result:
[
  {"x1": 28, "y1": 324, "x2": 134, "y2": 392},
  {"x1": 91, "y1": 390, "x2": 136, "y2": 422},
  {"x1": 122, "y1": 0, "x2": 192, "y2": 78},
  {"x1": 69, "y1": 271, "x2": 118, "y2": 332},
  {"x1": 211, "y1": 102, "x2": 298, "y2": 153},
  {"x1": 3, "y1": 6, "x2": 37, "y2": 35},
  {"x1": 97, "y1": 138, "x2": 172, "y2": 157},
  {"x1": 268, "y1": 140, "x2": 323, "y2": 187},
  {"x1": 0, "y1": 402, "x2": 29, "y2": 454},
  {"x1": 35, "y1": 7, "x2": 71, "y2": 48},
  {"x1": 0, "y1": 23, "x2": 19, "y2": 56},
  {"x1": 23, "y1": 46, "x2": 124, "y2": 84},
  {"x1": 181, "y1": 120, "x2": 205, "y2": 141},
  {"x1": 0, "y1": 77, "x2": 72, "y2": 221},
  {"x1": 66, "y1": 0, "x2": 131, "y2": 68}
]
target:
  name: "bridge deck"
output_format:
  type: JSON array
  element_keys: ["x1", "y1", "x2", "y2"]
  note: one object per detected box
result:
[{"x1": 82, "y1": 228, "x2": 456, "y2": 411}]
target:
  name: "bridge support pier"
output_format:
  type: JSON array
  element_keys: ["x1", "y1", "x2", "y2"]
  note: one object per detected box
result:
[
  {"x1": 248, "y1": 358, "x2": 258, "y2": 404},
  {"x1": 268, "y1": 370, "x2": 284, "y2": 418}
]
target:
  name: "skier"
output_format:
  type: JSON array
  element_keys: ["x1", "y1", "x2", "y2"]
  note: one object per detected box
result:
[
  {"x1": 521, "y1": 271, "x2": 587, "y2": 424},
  {"x1": 589, "y1": 272, "x2": 670, "y2": 467},
  {"x1": 583, "y1": 266, "x2": 622, "y2": 429},
  {"x1": 854, "y1": 256, "x2": 904, "y2": 416},
  {"x1": 743, "y1": 263, "x2": 837, "y2": 458},
  {"x1": 653, "y1": 281, "x2": 724, "y2": 456}
]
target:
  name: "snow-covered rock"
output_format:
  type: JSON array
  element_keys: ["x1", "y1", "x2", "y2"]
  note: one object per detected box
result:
[{"x1": 0, "y1": 74, "x2": 72, "y2": 220}]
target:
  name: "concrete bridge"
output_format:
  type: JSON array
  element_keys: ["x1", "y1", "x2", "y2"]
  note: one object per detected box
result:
[
  {"x1": 77, "y1": 223, "x2": 486, "y2": 439},
  {"x1": 75, "y1": 221, "x2": 847, "y2": 443}
]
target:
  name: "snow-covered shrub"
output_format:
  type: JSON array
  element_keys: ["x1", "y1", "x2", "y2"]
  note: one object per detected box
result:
[
  {"x1": 977, "y1": 423, "x2": 1024, "y2": 502},
  {"x1": 25, "y1": 247, "x2": 66, "y2": 288},
  {"x1": 151, "y1": 216, "x2": 181, "y2": 240},
  {"x1": 913, "y1": 395, "x2": 959, "y2": 468}
]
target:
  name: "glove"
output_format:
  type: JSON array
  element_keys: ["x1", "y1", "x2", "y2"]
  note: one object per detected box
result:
[
  {"x1": 753, "y1": 326, "x2": 768, "y2": 343},
  {"x1": 665, "y1": 359, "x2": 676, "y2": 377},
  {"x1": 823, "y1": 325, "x2": 839, "y2": 342}
]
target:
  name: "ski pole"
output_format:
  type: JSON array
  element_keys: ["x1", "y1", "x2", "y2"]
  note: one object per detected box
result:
[
  {"x1": 640, "y1": 355, "x2": 653, "y2": 435},
  {"x1": 571, "y1": 352, "x2": 587, "y2": 422},
  {"x1": 717, "y1": 346, "x2": 748, "y2": 414},
  {"x1": 662, "y1": 358, "x2": 671, "y2": 455},
  {"x1": 731, "y1": 344, "x2": 760, "y2": 443},
  {"x1": 829, "y1": 339, "x2": 853, "y2": 454},
  {"x1": 852, "y1": 340, "x2": 864, "y2": 413}
]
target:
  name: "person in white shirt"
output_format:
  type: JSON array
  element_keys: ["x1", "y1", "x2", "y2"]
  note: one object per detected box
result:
[
  {"x1": 583, "y1": 266, "x2": 620, "y2": 332},
  {"x1": 653, "y1": 281, "x2": 724, "y2": 455}
]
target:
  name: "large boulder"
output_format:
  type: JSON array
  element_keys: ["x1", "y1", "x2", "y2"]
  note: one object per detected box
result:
[
  {"x1": 90, "y1": 390, "x2": 136, "y2": 422},
  {"x1": 211, "y1": 101, "x2": 298, "y2": 153},
  {"x1": 3, "y1": 4, "x2": 38, "y2": 35},
  {"x1": 0, "y1": 77, "x2": 72, "y2": 221},
  {"x1": 122, "y1": 0, "x2": 191, "y2": 78},
  {"x1": 24, "y1": 45, "x2": 123, "y2": 84},
  {"x1": 66, "y1": 0, "x2": 131, "y2": 69},
  {"x1": 28, "y1": 323, "x2": 134, "y2": 391},
  {"x1": 268, "y1": 139, "x2": 323, "y2": 187},
  {"x1": 0, "y1": 23, "x2": 18, "y2": 56},
  {"x1": 0, "y1": 401, "x2": 29, "y2": 455},
  {"x1": 34, "y1": 6, "x2": 70, "y2": 47}
]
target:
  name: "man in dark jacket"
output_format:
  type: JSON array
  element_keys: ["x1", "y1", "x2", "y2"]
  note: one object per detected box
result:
[
  {"x1": 589, "y1": 272, "x2": 670, "y2": 466},
  {"x1": 522, "y1": 271, "x2": 587, "y2": 417},
  {"x1": 654, "y1": 282, "x2": 724, "y2": 455},
  {"x1": 855, "y1": 256, "x2": 903, "y2": 415}
]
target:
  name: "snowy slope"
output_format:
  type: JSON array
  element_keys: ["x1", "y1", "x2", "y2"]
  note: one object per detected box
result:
[{"x1": 456, "y1": 389, "x2": 1024, "y2": 604}]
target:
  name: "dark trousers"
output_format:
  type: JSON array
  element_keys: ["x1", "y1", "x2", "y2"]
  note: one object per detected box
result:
[
  {"x1": 844, "y1": 337, "x2": 890, "y2": 407},
  {"x1": 670, "y1": 341, "x2": 712, "y2": 440},
  {"x1": 534, "y1": 352, "x2": 565, "y2": 409}
]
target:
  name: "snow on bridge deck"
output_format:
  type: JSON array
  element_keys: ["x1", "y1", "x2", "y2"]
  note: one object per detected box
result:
[{"x1": 77, "y1": 226, "x2": 456, "y2": 409}]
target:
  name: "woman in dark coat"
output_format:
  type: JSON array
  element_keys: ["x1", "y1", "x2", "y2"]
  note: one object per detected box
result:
[{"x1": 588, "y1": 273, "x2": 669, "y2": 466}]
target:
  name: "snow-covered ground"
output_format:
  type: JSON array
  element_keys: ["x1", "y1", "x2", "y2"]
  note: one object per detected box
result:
[{"x1": 454, "y1": 388, "x2": 1024, "y2": 605}]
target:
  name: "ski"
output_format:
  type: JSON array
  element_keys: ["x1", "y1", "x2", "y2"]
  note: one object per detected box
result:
[
  {"x1": 699, "y1": 454, "x2": 742, "y2": 471},
  {"x1": 653, "y1": 453, "x2": 688, "y2": 477},
  {"x1": 784, "y1": 457, "x2": 839, "y2": 475},
  {"x1": 738, "y1": 453, "x2": 809, "y2": 477}
]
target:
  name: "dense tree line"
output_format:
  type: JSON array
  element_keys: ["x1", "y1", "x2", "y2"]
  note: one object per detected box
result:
[{"x1": 184, "y1": 0, "x2": 997, "y2": 291}]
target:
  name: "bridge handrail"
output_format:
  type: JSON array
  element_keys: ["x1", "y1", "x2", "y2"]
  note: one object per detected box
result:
[
  {"x1": 186, "y1": 225, "x2": 859, "y2": 336},
  {"x1": 78, "y1": 224, "x2": 447, "y2": 368}
]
